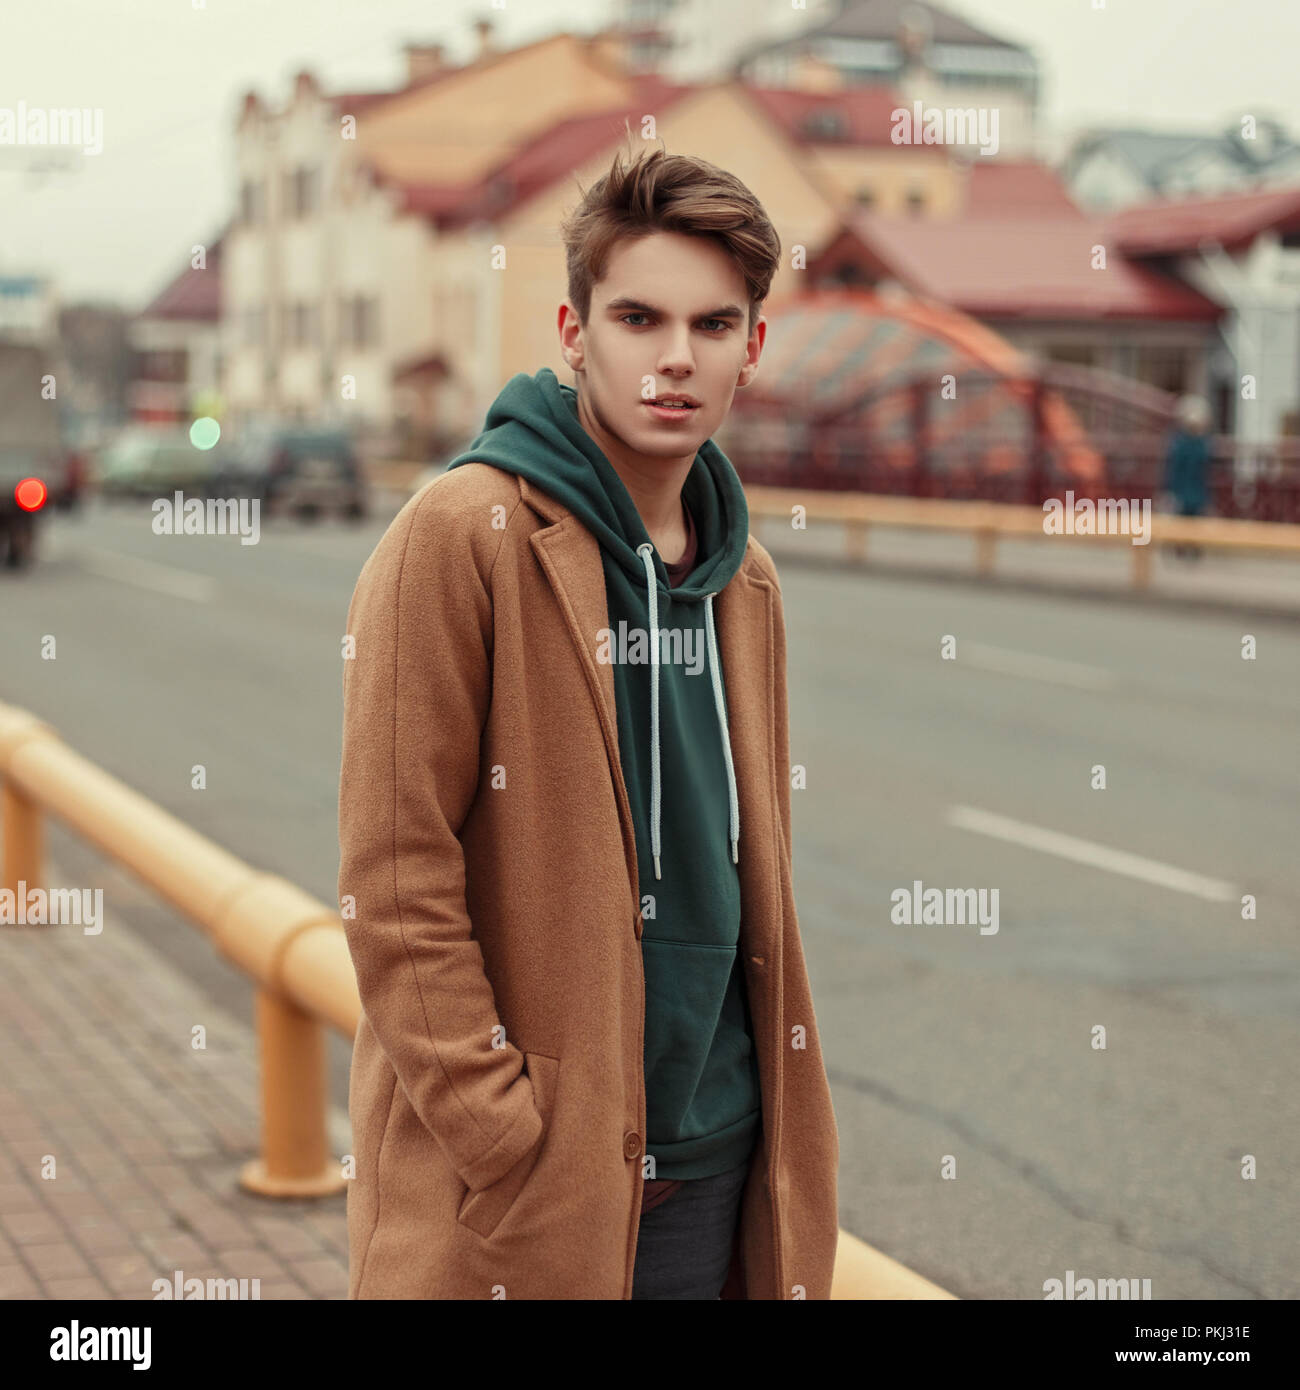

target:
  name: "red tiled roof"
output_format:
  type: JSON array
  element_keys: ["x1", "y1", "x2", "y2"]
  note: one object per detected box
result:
[
  {"x1": 965, "y1": 159, "x2": 1083, "y2": 218},
  {"x1": 394, "y1": 76, "x2": 693, "y2": 229},
  {"x1": 325, "y1": 30, "x2": 626, "y2": 119},
  {"x1": 745, "y1": 84, "x2": 909, "y2": 147},
  {"x1": 825, "y1": 213, "x2": 1222, "y2": 321},
  {"x1": 1103, "y1": 186, "x2": 1300, "y2": 256},
  {"x1": 139, "y1": 237, "x2": 223, "y2": 321}
]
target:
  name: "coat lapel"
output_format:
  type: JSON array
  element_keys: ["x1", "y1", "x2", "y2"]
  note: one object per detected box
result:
[
  {"x1": 523, "y1": 480, "x2": 642, "y2": 922},
  {"x1": 714, "y1": 559, "x2": 781, "y2": 965}
]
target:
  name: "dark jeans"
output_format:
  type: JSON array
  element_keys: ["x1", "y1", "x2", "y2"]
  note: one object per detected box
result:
[{"x1": 631, "y1": 1160, "x2": 749, "y2": 1300}]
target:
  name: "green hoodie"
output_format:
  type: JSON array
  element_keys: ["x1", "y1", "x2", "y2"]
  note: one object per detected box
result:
[{"x1": 446, "y1": 368, "x2": 761, "y2": 1180}]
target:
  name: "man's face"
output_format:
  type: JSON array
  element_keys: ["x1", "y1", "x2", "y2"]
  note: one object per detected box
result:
[{"x1": 558, "y1": 230, "x2": 765, "y2": 471}]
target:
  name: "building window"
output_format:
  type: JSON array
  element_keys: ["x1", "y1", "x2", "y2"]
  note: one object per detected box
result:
[
  {"x1": 283, "y1": 166, "x2": 319, "y2": 219},
  {"x1": 800, "y1": 108, "x2": 848, "y2": 142},
  {"x1": 239, "y1": 179, "x2": 263, "y2": 225},
  {"x1": 339, "y1": 294, "x2": 380, "y2": 348},
  {"x1": 279, "y1": 301, "x2": 319, "y2": 348},
  {"x1": 1134, "y1": 344, "x2": 1190, "y2": 395},
  {"x1": 244, "y1": 305, "x2": 264, "y2": 346},
  {"x1": 296, "y1": 302, "x2": 318, "y2": 347}
]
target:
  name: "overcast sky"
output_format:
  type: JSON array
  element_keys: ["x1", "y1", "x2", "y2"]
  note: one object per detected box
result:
[{"x1": 3, "y1": 0, "x2": 1298, "y2": 309}]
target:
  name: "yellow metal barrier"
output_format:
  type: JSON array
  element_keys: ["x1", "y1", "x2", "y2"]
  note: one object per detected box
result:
[
  {"x1": 0, "y1": 698, "x2": 953, "y2": 1297},
  {"x1": 742, "y1": 486, "x2": 1300, "y2": 591},
  {"x1": 833, "y1": 1232, "x2": 956, "y2": 1299},
  {"x1": 0, "y1": 701, "x2": 350, "y2": 1199}
]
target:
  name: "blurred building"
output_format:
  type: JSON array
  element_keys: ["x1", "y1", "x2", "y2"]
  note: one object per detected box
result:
[
  {"x1": 57, "y1": 303, "x2": 132, "y2": 446},
  {"x1": 812, "y1": 176, "x2": 1221, "y2": 405},
  {"x1": 611, "y1": 0, "x2": 821, "y2": 82},
  {"x1": 813, "y1": 178, "x2": 1300, "y2": 443},
  {"x1": 129, "y1": 235, "x2": 223, "y2": 425},
  {"x1": 0, "y1": 273, "x2": 58, "y2": 344},
  {"x1": 1104, "y1": 188, "x2": 1300, "y2": 443},
  {"x1": 1064, "y1": 118, "x2": 1300, "y2": 212},
  {"x1": 220, "y1": 13, "x2": 1056, "y2": 453},
  {"x1": 613, "y1": 0, "x2": 1041, "y2": 158},
  {"x1": 222, "y1": 22, "x2": 647, "y2": 447},
  {"x1": 217, "y1": 11, "x2": 1298, "y2": 457}
]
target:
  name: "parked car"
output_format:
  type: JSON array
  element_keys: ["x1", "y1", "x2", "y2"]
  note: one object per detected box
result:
[
  {"x1": 94, "y1": 425, "x2": 221, "y2": 499},
  {"x1": 0, "y1": 341, "x2": 69, "y2": 568},
  {"x1": 212, "y1": 425, "x2": 368, "y2": 522}
]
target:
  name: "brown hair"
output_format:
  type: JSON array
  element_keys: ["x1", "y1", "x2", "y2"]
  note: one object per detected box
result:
[{"x1": 559, "y1": 143, "x2": 781, "y2": 334}]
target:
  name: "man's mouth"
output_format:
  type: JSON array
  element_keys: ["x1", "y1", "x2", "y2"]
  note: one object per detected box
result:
[{"x1": 643, "y1": 396, "x2": 700, "y2": 419}]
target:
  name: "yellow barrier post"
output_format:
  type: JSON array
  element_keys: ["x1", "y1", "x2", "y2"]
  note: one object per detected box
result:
[
  {"x1": 1, "y1": 780, "x2": 44, "y2": 913},
  {"x1": 832, "y1": 1230, "x2": 958, "y2": 1299},
  {"x1": 241, "y1": 987, "x2": 344, "y2": 1198},
  {"x1": 0, "y1": 709, "x2": 53, "y2": 916}
]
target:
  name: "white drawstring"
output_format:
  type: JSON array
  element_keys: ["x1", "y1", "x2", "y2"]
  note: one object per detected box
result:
[
  {"x1": 634, "y1": 543, "x2": 740, "y2": 878},
  {"x1": 635, "y1": 544, "x2": 662, "y2": 879}
]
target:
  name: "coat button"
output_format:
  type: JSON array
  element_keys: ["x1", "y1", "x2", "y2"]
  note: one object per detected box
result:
[{"x1": 623, "y1": 1131, "x2": 642, "y2": 1159}]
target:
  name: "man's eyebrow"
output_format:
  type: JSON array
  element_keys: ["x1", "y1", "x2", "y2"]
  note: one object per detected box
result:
[{"x1": 603, "y1": 296, "x2": 746, "y2": 321}]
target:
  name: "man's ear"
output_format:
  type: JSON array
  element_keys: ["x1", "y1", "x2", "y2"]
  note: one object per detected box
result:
[
  {"x1": 558, "y1": 301, "x2": 584, "y2": 371},
  {"x1": 735, "y1": 314, "x2": 766, "y2": 388}
]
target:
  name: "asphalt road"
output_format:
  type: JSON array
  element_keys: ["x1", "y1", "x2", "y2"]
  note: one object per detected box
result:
[{"x1": 2, "y1": 495, "x2": 1296, "y2": 1299}]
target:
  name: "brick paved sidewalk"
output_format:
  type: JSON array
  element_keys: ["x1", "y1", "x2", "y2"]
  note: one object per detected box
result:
[{"x1": 0, "y1": 862, "x2": 352, "y2": 1300}]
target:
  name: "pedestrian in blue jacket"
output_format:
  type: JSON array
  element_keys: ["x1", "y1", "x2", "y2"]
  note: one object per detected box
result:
[{"x1": 1164, "y1": 395, "x2": 1212, "y2": 558}]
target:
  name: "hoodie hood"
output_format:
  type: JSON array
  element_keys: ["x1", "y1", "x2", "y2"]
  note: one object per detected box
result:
[
  {"x1": 445, "y1": 367, "x2": 751, "y2": 876},
  {"x1": 447, "y1": 368, "x2": 749, "y2": 599}
]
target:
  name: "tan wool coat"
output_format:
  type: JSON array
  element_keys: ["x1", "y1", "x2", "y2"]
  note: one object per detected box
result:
[{"x1": 337, "y1": 462, "x2": 840, "y2": 1299}]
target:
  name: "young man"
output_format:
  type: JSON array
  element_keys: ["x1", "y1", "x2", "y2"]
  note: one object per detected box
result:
[{"x1": 338, "y1": 147, "x2": 839, "y2": 1299}]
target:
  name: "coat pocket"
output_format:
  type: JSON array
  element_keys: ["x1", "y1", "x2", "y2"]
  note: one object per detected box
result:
[{"x1": 456, "y1": 1051, "x2": 560, "y2": 1241}]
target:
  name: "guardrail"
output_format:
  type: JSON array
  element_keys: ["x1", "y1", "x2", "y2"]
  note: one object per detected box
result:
[
  {"x1": 0, "y1": 702, "x2": 350, "y2": 1200},
  {"x1": 0, "y1": 698, "x2": 952, "y2": 1298},
  {"x1": 742, "y1": 486, "x2": 1300, "y2": 590},
  {"x1": 381, "y1": 466, "x2": 1300, "y2": 591}
]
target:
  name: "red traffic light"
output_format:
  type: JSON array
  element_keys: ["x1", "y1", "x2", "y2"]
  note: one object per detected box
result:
[{"x1": 15, "y1": 478, "x2": 47, "y2": 512}]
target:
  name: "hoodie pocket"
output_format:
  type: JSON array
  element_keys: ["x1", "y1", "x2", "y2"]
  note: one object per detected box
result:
[
  {"x1": 456, "y1": 1051, "x2": 559, "y2": 1241},
  {"x1": 641, "y1": 939, "x2": 752, "y2": 1149}
]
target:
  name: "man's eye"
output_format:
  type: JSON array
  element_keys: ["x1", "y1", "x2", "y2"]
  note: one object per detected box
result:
[{"x1": 620, "y1": 314, "x2": 730, "y2": 331}]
